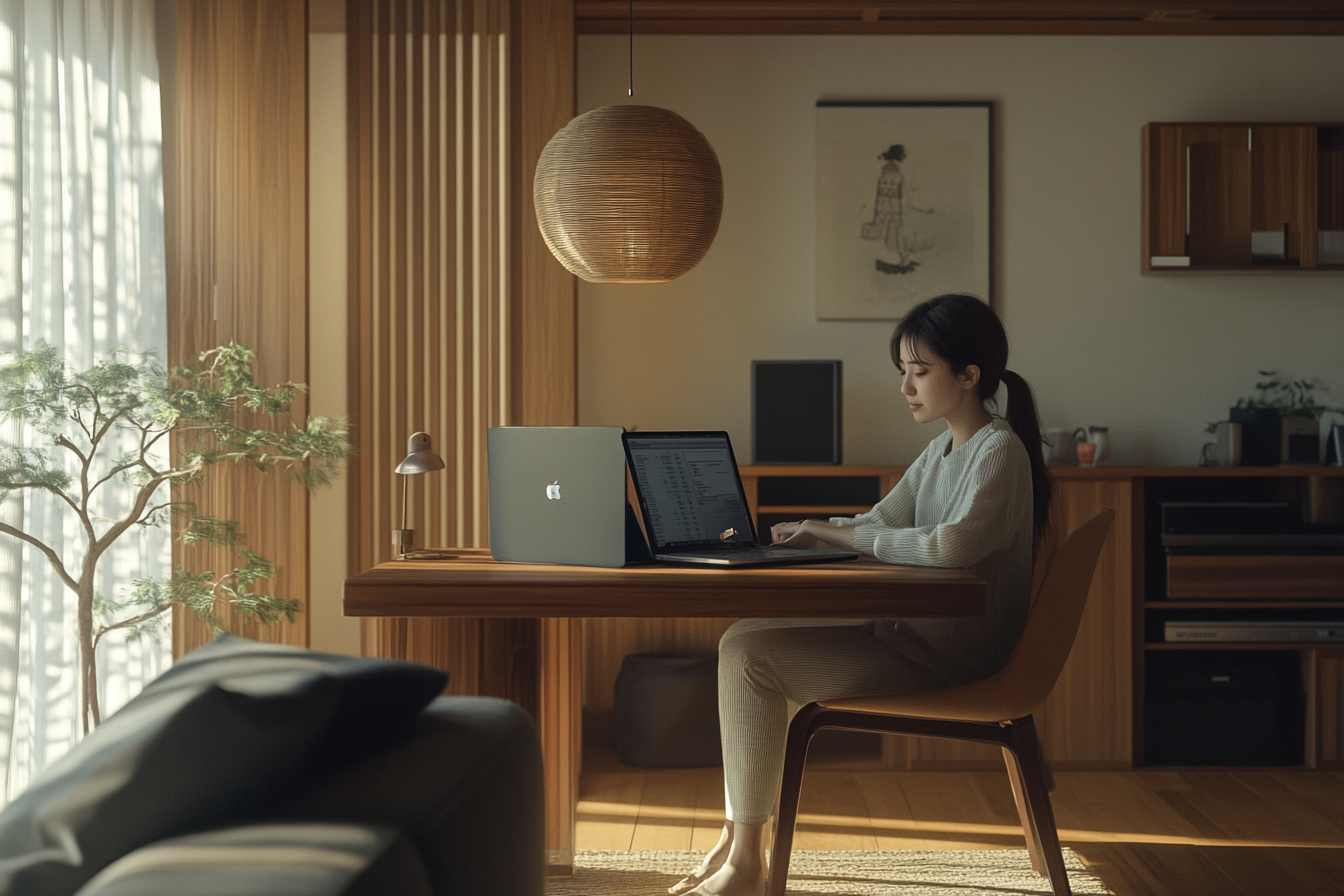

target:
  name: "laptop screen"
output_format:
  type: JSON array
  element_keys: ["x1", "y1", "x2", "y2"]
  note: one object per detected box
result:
[{"x1": 623, "y1": 432, "x2": 759, "y2": 550}]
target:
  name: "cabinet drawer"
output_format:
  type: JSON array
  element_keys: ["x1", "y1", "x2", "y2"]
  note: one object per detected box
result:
[{"x1": 1167, "y1": 555, "x2": 1344, "y2": 599}]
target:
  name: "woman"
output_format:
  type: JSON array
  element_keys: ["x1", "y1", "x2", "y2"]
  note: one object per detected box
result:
[{"x1": 670, "y1": 294, "x2": 1052, "y2": 896}]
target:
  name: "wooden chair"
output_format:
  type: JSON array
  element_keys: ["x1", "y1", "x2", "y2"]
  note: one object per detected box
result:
[{"x1": 766, "y1": 509, "x2": 1115, "y2": 896}]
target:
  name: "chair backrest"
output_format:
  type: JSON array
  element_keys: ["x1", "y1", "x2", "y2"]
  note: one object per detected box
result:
[
  {"x1": 988, "y1": 509, "x2": 1114, "y2": 718},
  {"x1": 815, "y1": 508, "x2": 1115, "y2": 723}
]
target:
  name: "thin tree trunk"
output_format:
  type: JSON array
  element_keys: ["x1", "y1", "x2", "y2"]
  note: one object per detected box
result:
[{"x1": 78, "y1": 580, "x2": 100, "y2": 732}]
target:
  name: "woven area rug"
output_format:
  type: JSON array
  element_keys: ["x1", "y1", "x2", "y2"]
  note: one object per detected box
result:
[{"x1": 547, "y1": 849, "x2": 1111, "y2": 896}]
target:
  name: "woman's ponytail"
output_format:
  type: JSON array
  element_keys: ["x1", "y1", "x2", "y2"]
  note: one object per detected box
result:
[{"x1": 1001, "y1": 369, "x2": 1052, "y2": 545}]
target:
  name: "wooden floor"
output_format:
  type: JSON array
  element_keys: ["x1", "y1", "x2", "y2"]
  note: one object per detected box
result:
[{"x1": 577, "y1": 749, "x2": 1344, "y2": 896}]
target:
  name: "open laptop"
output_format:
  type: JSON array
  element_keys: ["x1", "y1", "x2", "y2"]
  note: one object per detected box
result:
[
  {"x1": 623, "y1": 430, "x2": 860, "y2": 567},
  {"x1": 488, "y1": 426, "x2": 651, "y2": 568}
]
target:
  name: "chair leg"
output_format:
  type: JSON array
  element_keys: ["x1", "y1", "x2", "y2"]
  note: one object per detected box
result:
[
  {"x1": 1004, "y1": 718, "x2": 1071, "y2": 896},
  {"x1": 765, "y1": 704, "x2": 823, "y2": 896},
  {"x1": 1002, "y1": 746, "x2": 1047, "y2": 875}
]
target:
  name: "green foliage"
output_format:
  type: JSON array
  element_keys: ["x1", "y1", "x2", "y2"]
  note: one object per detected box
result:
[
  {"x1": 167, "y1": 343, "x2": 353, "y2": 488},
  {"x1": 0, "y1": 447, "x2": 72, "y2": 502},
  {"x1": 121, "y1": 551, "x2": 297, "y2": 636},
  {"x1": 1209, "y1": 370, "x2": 1344, "y2": 433},
  {"x1": 1233, "y1": 370, "x2": 1344, "y2": 420},
  {"x1": 0, "y1": 340, "x2": 355, "y2": 725}
]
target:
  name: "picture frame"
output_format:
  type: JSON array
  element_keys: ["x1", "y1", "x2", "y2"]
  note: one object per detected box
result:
[{"x1": 815, "y1": 101, "x2": 994, "y2": 320}]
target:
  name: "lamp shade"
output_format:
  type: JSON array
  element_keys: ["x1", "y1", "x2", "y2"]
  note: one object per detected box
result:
[
  {"x1": 395, "y1": 432, "x2": 446, "y2": 475},
  {"x1": 533, "y1": 104, "x2": 723, "y2": 283}
]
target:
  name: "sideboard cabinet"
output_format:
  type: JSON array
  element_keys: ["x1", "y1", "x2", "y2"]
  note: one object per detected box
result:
[{"x1": 1142, "y1": 122, "x2": 1344, "y2": 272}]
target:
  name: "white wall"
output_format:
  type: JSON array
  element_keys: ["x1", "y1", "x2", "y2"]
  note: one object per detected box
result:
[
  {"x1": 576, "y1": 35, "x2": 1344, "y2": 466},
  {"x1": 307, "y1": 33, "x2": 358, "y2": 656}
]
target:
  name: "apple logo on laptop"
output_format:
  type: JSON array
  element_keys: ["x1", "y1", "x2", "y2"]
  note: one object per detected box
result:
[{"x1": 546, "y1": 480, "x2": 561, "y2": 500}]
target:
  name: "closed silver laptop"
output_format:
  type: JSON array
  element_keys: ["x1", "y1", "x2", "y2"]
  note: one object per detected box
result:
[{"x1": 488, "y1": 426, "x2": 646, "y2": 568}]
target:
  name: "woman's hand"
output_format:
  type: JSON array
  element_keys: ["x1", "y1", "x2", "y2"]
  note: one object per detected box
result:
[
  {"x1": 772, "y1": 519, "x2": 858, "y2": 551},
  {"x1": 771, "y1": 520, "x2": 820, "y2": 548}
]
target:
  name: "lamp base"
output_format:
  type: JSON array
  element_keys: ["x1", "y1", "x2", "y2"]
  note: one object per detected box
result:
[
  {"x1": 397, "y1": 549, "x2": 458, "y2": 561},
  {"x1": 393, "y1": 528, "x2": 414, "y2": 559}
]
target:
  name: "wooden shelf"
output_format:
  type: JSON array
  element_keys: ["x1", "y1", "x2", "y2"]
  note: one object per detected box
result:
[
  {"x1": 576, "y1": 2, "x2": 1344, "y2": 36},
  {"x1": 1149, "y1": 600, "x2": 1344, "y2": 610},
  {"x1": 1147, "y1": 641, "x2": 1344, "y2": 651},
  {"x1": 1050, "y1": 464, "x2": 1344, "y2": 479},
  {"x1": 1166, "y1": 554, "x2": 1344, "y2": 600}
]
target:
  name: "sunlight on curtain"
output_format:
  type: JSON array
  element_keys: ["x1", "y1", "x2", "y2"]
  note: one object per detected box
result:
[{"x1": 0, "y1": 0, "x2": 169, "y2": 803}]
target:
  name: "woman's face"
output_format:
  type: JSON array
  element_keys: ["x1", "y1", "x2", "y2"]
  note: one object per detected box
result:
[{"x1": 897, "y1": 337, "x2": 979, "y2": 426}]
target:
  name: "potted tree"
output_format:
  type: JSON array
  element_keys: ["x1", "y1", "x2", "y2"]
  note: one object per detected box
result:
[{"x1": 0, "y1": 342, "x2": 354, "y2": 731}]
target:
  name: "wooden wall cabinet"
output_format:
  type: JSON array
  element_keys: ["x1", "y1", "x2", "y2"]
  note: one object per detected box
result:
[{"x1": 1142, "y1": 122, "x2": 1344, "y2": 272}]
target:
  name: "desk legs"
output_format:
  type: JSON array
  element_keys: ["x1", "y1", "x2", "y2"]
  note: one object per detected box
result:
[
  {"x1": 361, "y1": 616, "x2": 583, "y2": 875},
  {"x1": 538, "y1": 618, "x2": 583, "y2": 874}
]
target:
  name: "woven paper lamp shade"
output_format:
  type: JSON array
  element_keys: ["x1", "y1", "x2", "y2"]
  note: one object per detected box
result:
[{"x1": 534, "y1": 104, "x2": 723, "y2": 283}]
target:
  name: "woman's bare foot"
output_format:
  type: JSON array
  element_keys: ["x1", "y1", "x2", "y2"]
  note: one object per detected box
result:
[
  {"x1": 683, "y1": 861, "x2": 766, "y2": 896},
  {"x1": 668, "y1": 825, "x2": 734, "y2": 895},
  {"x1": 674, "y1": 820, "x2": 767, "y2": 896},
  {"x1": 667, "y1": 860, "x2": 724, "y2": 895}
]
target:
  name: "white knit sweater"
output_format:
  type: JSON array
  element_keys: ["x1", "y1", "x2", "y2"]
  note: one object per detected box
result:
[{"x1": 831, "y1": 419, "x2": 1035, "y2": 684}]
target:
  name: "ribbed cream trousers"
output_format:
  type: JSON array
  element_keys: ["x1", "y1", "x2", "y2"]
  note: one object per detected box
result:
[{"x1": 717, "y1": 617, "x2": 944, "y2": 825}]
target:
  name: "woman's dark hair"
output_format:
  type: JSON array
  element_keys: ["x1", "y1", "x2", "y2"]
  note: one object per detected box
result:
[{"x1": 890, "y1": 293, "x2": 1052, "y2": 544}]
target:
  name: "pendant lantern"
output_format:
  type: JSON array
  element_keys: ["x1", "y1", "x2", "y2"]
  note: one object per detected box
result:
[{"x1": 533, "y1": 104, "x2": 723, "y2": 283}]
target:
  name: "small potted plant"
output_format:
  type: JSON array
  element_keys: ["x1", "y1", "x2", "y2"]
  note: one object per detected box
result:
[{"x1": 1225, "y1": 371, "x2": 1342, "y2": 465}]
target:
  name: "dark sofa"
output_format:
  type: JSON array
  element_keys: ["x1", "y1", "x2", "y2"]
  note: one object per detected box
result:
[{"x1": 0, "y1": 635, "x2": 544, "y2": 896}]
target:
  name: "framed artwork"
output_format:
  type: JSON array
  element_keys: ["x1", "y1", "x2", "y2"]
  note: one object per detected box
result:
[{"x1": 815, "y1": 101, "x2": 993, "y2": 320}]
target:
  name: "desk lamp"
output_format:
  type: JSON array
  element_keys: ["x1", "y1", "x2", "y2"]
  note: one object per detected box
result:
[{"x1": 393, "y1": 431, "x2": 445, "y2": 559}]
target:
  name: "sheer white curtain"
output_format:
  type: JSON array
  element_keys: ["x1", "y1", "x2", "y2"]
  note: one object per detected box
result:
[{"x1": 0, "y1": 0, "x2": 169, "y2": 801}]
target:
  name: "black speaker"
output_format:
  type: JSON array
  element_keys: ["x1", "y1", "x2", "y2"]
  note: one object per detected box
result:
[{"x1": 752, "y1": 360, "x2": 841, "y2": 465}]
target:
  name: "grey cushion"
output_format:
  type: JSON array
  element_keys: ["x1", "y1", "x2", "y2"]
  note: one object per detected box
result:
[
  {"x1": 0, "y1": 635, "x2": 448, "y2": 896},
  {"x1": 276, "y1": 697, "x2": 545, "y2": 896},
  {"x1": 71, "y1": 822, "x2": 433, "y2": 896}
]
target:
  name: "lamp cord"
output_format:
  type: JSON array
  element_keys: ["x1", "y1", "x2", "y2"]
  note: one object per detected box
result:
[{"x1": 628, "y1": 0, "x2": 633, "y2": 97}]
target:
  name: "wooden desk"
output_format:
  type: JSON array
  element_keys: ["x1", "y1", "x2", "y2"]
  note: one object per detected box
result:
[{"x1": 344, "y1": 550, "x2": 986, "y2": 872}]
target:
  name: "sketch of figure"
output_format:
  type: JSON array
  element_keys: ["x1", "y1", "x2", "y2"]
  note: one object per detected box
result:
[
  {"x1": 861, "y1": 144, "x2": 908, "y2": 264},
  {"x1": 861, "y1": 144, "x2": 935, "y2": 275}
]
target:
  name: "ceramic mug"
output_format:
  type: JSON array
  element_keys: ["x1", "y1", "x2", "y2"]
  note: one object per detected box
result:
[
  {"x1": 1041, "y1": 427, "x2": 1077, "y2": 465},
  {"x1": 1216, "y1": 421, "x2": 1242, "y2": 466},
  {"x1": 1073, "y1": 426, "x2": 1110, "y2": 466},
  {"x1": 1200, "y1": 422, "x2": 1243, "y2": 467}
]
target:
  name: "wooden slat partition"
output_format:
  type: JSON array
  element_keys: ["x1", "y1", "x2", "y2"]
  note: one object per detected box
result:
[
  {"x1": 346, "y1": 0, "x2": 578, "y2": 870},
  {"x1": 167, "y1": 0, "x2": 310, "y2": 655},
  {"x1": 347, "y1": 0, "x2": 509, "y2": 578}
]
